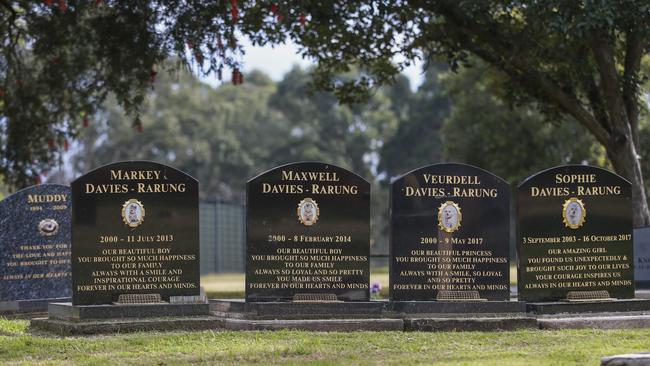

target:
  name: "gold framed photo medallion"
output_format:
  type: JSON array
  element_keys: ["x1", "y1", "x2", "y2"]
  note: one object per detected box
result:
[
  {"x1": 562, "y1": 197, "x2": 586, "y2": 229},
  {"x1": 438, "y1": 200, "x2": 462, "y2": 233},
  {"x1": 122, "y1": 198, "x2": 146, "y2": 228},
  {"x1": 297, "y1": 198, "x2": 319, "y2": 226}
]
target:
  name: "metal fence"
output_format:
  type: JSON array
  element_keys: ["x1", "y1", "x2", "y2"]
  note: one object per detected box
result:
[
  {"x1": 200, "y1": 200, "x2": 245, "y2": 274},
  {"x1": 199, "y1": 200, "x2": 391, "y2": 274}
]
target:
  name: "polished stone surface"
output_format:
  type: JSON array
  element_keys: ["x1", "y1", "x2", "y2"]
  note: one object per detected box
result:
[
  {"x1": 71, "y1": 161, "x2": 200, "y2": 305},
  {"x1": 0, "y1": 184, "x2": 71, "y2": 302},
  {"x1": 390, "y1": 163, "x2": 511, "y2": 301},
  {"x1": 246, "y1": 162, "x2": 370, "y2": 302},
  {"x1": 634, "y1": 227, "x2": 650, "y2": 288},
  {"x1": 517, "y1": 165, "x2": 634, "y2": 302},
  {"x1": 390, "y1": 300, "x2": 525, "y2": 314}
]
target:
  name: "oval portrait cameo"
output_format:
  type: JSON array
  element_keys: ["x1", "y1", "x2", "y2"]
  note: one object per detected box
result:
[
  {"x1": 297, "y1": 198, "x2": 320, "y2": 226},
  {"x1": 562, "y1": 197, "x2": 586, "y2": 229},
  {"x1": 438, "y1": 200, "x2": 462, "y2": 233},
  {"x1": 122, "y1": 198, "x2": 146, "y2": 228}
]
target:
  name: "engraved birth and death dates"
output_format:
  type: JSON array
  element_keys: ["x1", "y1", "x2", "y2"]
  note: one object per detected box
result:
[
  {"x1": 29, "y1": 204, "x2": 68, "y2": 211},
  {"x1": 523, "y1": 233, "x2": 632, "y2": 244},
  {"x1": 419, "y1": 236, "x2": 484, "y2": 245},
  {"x1": 98, "y1": 234, "x2": 175, "y2": 244},
  {"x1": 267, "y1": 234, "x2": 352, "y2": 243}
]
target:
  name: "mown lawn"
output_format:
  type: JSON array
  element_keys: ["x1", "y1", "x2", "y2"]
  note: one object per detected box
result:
[{"x1": 0, "y1": 317, "x2": 648, "y2": 365}]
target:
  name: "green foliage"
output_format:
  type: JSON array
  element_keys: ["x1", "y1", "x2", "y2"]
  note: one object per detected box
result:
[
  {"x1": 378, "y1": 60, "x2": 603, "y2": 185},
  {"x1": 74, "y1": 66, "x2": 397, "y2": 196},
  {"x1": 75, "y1": 68, "x2": 285, "y2": 201},
  {"x1": 265, "y1": 67, "x2": 398, "y2": 177},
  {"x1": 441, "y1": 61, "x2": 602, "y2": 184},
  {"x1": 0, "y1": 174, "x2": 6, "y2": 200},
  {"x1": 3, "y1": 2, "x2": 650, "y2": 223},
  {"x1": 378, "y1": 63, "x2": 450, "y2": 179},
  {"x1": 73, "y1": 66, "x2": 398, "y2": 251},
  {"x1": 1, "y1": 2, "x2": 172, "y2": 185}
]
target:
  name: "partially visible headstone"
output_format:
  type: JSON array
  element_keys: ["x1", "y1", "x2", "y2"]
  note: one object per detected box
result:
[
  {"x1": 634, "y1": 227, "x2": 650, "y2": 289},
  {"x1": 71, "y1": 161, "x2": 200, "y2": 305},
  {"x1": 0, "y1": 184, "x2": 72, "y2": 306},
  {"x1": 518, "y1": 165, "x2": 634, "y2": 302},
  {"x1": 246, "y1": 162, "x2": 370, "y2": 302},
  {"x1": 601, "y1": 353, "x2": 650, "y2": 366},
  {"x1": 390, "y1": 163, "x2": 510, "y2": 301}
]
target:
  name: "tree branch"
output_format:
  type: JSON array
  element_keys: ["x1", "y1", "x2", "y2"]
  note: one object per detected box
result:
[
  {"x1": 583, "y1": 73, "x2": 611, "y2": 134},
  {"x1": 622, "y1": 30, "x2": 644, "y2": 147},
  {"x1": 591, "y1": 39, "x2": 632, "y2": 149},
  {"x1": 426, "y1": 1, "x2": 611, "y2": 147}
]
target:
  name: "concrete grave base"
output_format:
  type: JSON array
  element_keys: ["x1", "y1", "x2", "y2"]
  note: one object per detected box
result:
[
  {"x1": 212, "y1": 299, "x2": 389, "y2": 319},
  {"x1": 218, "y1": 318, "x2": 404, "y2": 332},
  {"x1": 211, "y1": 299, "x2": 527, "y2": 320},
  {"x1": 47, "y1": 302, "x2": 210, "y2": 320},
  {"x1": 538, "y1": 312, "x2": 650, "y2": 330},
  {"x1": 526, "y1": 299, "x2": 650, "y2": 315},
  {"x1": 0, "y1": 298, "x2": 70, "y2": 317},
  {"x1": 601, "y1": 353, "x2": 650, "y2": 366},
  {"x1": 209, "y1": 299, "x2": 535, "y2": 332},
  {"x1": 404, "y1": 316, "x2": 537, "y2": 331},
  {"x1": 29, "y1": 299, "x2": 650, "y2": 335},
  {"x1": 31, "y1": 316, "x2": 222, "y2": 336},
  {"x1": 390, "y1": 300, "x2": 526, "y2": 315},
  {"x1": 29, "y1": 301, "x2": 214, "y2": 336}
]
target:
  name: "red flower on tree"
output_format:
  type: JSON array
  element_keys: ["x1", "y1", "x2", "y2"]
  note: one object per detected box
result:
[{"x1": 230, "y1": 0, "x2": 239, "y2": 23}]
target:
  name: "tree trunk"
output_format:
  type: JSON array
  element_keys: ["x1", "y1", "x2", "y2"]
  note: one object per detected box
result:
[{"x1": 607, "y1": 137, "x2": 650, "y2": 228}]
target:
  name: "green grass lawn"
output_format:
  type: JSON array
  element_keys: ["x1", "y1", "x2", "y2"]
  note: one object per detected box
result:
[{"x1": 1, "y1": 317, "x2": 648, "y2": 365}]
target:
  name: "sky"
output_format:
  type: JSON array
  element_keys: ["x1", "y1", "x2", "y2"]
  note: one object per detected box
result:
[{"x1": 202, "y1": 38, "x2": 425, "y2": 90}]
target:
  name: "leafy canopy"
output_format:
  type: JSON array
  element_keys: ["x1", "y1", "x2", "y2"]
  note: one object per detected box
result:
[{"x1": 2, "y1": 1, "x2": 649, "y2": 192}]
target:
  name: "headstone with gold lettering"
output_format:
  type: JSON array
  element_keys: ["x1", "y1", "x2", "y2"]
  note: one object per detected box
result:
[
  {"x1": 71, "y1": 161, "x2": 200, "y2": 305},
  {"x1": 246, "y1": 162, "x2": 370, "y2": 302},
  {"x1": 390, "y1": 163, "x2": 510, "y2": 301},
  {"x1": 0, "y1": 184, "x2": 72, "y2": 310},
  {"x1": 517, "y1": 165, "x2": 633, "y2": 302},
  {"x1": 634, "y1": 227, "x2": 650, "y2": 289}
]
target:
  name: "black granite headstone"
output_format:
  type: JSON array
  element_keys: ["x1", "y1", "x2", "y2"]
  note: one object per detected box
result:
[
  {"x1": 517, "y1": 165, "x2": 634, "y2": 302},
  {"x1": 634, "y1": 227, "x2": 650, "y2": 289},
  {"x1": 71, "y1": 161, "x2": 200, "y2": 305},
  {"x1": 389, "y1": 163, "x2": 511, "y2": 301},
  {"x1": 0, "y1": 184, "x2": 71, "y2": 302},
  {"x1": 246, "y1": 162, "x2": 370, "y2": 302}
]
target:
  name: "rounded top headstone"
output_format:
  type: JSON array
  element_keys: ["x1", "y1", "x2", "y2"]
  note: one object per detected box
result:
[
  {"x1": 0, "y1": 184, "x2": 72, "y2": 302},
  {"x1": 246, "y1": 161, "x2": 371, "y2": 302},
  {"x1": 517, "y1": 164, "x2": 633, "y2": 302}
]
